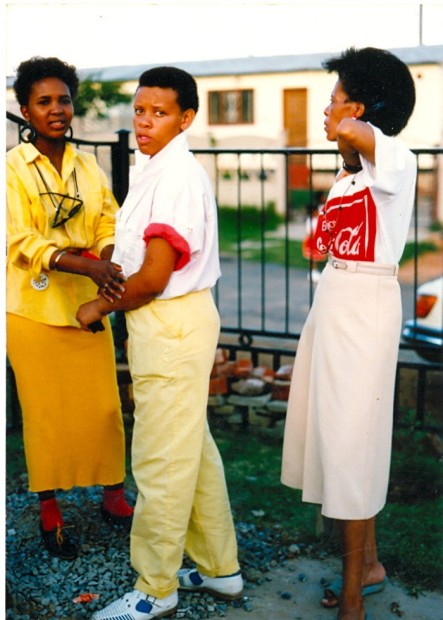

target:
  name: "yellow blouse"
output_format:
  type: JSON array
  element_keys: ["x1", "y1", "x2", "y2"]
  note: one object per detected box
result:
[{"x1": 6, "y1": 142, "x2": 119, "y2": 327}]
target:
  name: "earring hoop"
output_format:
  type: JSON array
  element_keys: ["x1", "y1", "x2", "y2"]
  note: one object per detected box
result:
[
  {"x1": 19, "y1": 123, "x2": 36, "y2": 143},
  {"x1": 65, "y1": 126, "x2": 73, "y2": 140}
]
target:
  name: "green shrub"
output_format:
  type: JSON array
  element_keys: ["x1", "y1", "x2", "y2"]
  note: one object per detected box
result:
[
  {"x1": 218, "y1": 203, "x2": 282, "y2": 251},
  {"x1": 400, "y1": 240, "x2": 439, "y2": 264}
]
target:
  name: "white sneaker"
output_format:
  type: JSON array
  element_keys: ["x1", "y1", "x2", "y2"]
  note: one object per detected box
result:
[
  {"x1": 178, "y1": 568, "x2": 243, "y2": 600},
  {"x1": 91, "y1": 589, "x2": 178, "y2": 620}
]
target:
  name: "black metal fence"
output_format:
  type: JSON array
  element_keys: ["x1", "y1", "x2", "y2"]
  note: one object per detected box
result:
[{"x1": 5, "y1": 111, "x2": 443, "y2": 431}]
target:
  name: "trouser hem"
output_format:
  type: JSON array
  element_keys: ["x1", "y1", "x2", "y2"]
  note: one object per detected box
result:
[{"x1": 135, "y1": 576, "x2": 178, "y2": 599}]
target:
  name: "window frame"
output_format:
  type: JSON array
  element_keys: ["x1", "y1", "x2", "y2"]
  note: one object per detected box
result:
[{"x1": 208, "y1": 89, "x2": 254, "y2": 125}]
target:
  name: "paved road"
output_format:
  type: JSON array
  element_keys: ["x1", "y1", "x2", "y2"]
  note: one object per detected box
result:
[{"x1": 216, "y1": 257, "x2": 422, "y2": 363}]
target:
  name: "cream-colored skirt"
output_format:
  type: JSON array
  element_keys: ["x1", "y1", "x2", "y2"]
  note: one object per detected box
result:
[
  {"x1": 281, "y1": 263, "x2": 401, "y2": 519},
  {"x1": 7, "y1": 313, "x2": 126, "y2": 492}
]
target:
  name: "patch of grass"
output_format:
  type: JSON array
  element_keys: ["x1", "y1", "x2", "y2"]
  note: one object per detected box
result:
[
  {"x1": 377, "y1": 499, "x2": 443, "y2": 592},
  {"x1": 429, "y1": 221, "x2": 443, "y2": 233},
  {"x1": 6, "y1": 422, "x2": 442, "y2": 591},
  {"x1": 214, "y1": 429, "x2": 318, "y2": 543},
  {"x1": 218, "y1": 203, "x2": 310, "y2": 270},
  {"x1": 5, "y1": 431, "x2": 26, "y2": 483},
  {"x1": 218, "y1": 203, "x2": 282, "y2": 253},
  {"x1": 379, "y1": 426, "x2": 443, "y2": 590},
  {"x1": 400, "y1": 240, "x2": 440, "y2": 264},
  {"x1": 213, "y1": 425, "x2": 443, "y2": 591},
  {"x1": 218, "y1": 207, "x2": 440, "y2": 270},
  {"x1": 239, "y1": 238, "x2": 308, "y2": 269}
]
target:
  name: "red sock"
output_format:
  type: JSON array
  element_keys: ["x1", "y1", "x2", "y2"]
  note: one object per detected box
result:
[
  {"x1": 40, "y1": 498, "x2": 63, "y2": 532},
  {"x1": 103, "y1": 487, "x2": 134, "y2": 517}
]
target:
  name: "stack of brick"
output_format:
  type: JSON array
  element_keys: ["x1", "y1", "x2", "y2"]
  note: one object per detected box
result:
[
  {"x1": 271, "y1": 365, "x2": 293, "y2": 401},
  {"x1": 209, "y1": 349, "x2": 293, "y2": 399},
  {"x1": 208, "y1": 348, "x2": 236, "y2": 396}
]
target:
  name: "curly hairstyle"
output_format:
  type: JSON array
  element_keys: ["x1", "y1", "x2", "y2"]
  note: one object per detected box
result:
[
  {"x1": 138, "y1": 66, "x2": 199, "y2": 113},
  {"x1": 323, "y1": 47, "x2": 416, "y2": 136},
  {"x1": 13, "y1": 56, "x2": 79, "y2": 106}
]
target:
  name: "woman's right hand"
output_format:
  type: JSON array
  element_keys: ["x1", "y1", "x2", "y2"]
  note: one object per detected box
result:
[
  {"x1": 50, "y1": 249, "x2": 126, "y2": 301},
  {"x1": 87, "y1": 259, "x2": 126, "y2": 301}
]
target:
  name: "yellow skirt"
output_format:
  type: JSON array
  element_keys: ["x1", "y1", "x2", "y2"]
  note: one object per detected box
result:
[{"x1": 7, "y1": 313, "x2": 126, "y2": 492}]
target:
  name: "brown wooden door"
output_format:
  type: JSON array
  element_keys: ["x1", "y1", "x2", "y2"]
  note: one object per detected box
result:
[
  {"x1": 284, "y1": 88, "x2": 308, "y2": 187},
  {"x1": 283, "y1": 88, "x2": 307, "y2": 147}
]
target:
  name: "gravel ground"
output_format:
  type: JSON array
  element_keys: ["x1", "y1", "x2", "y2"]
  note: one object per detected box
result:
[
  {"x1": 6, "y1": 478, "x2": 298, "y2": 619},
  {"x1": 6, "y1": 477, "x2": 443, "y2": 620}
]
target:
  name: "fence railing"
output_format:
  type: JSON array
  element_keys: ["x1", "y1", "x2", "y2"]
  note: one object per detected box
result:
[{"x1": 6, "y1": 111, "x2": 443, "y2": 431}]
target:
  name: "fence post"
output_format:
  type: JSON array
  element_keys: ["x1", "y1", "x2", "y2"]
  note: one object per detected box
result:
[{"x1": 111, "y1": 129, "x2": 130, "y2": 206}]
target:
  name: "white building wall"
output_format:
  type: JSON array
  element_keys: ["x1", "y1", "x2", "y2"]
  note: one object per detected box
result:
[
  {"x1": 6, "y1": 60, "x2": 443, "y2": 219},
  {"x1": 189, "y1": 70, "x2": 328, "y2": 148},
  {"x1": 7, "y1": 62, "x2": 442, "y2": 150},
  {"x1": 403, "y1": 64, "x2": 443, "y2": 149}
]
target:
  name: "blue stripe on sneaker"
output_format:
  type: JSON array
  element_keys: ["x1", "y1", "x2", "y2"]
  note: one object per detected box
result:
[
  {"x1": 190, "y1": 570, "x2": 204, "y2": 586},
  {"x1": 136, "y1": 599, "x2": 153, "y2": 613}
]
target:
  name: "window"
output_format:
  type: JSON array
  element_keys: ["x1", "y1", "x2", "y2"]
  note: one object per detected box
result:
[{"x1": 208, "y1": 90, "x2": 254, "y2": 125}]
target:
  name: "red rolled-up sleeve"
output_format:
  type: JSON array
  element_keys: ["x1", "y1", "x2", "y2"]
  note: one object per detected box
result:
[{"x1": 144, "y1": 222, "x2": 191, "y2": 270}]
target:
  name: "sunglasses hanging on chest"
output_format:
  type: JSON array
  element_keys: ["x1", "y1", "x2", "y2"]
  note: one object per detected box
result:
[{"x1": 33, "y1": 163, "x2": 83, "y2": 228}]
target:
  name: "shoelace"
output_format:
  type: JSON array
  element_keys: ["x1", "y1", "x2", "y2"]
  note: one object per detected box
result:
[{"x1": 55, "y1": 523, "x2": 74, "y2": 547}]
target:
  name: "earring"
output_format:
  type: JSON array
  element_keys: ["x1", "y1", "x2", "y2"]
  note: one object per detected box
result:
[
  {"x1": 65, "y1": 126, "x2": 73, "y2": 140},
  {"x1": 19, "y1": 123, "x2": 36, "y2": 143},
  {"x1": 352, "y1": 114, "x2": 357, "y2": 120}
]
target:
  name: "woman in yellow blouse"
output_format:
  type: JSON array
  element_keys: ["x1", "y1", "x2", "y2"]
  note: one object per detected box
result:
[{"x1": 6, "y1": 57, "x2": 133, "y2": 560}]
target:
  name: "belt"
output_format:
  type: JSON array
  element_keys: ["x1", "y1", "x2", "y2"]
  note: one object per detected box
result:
[{"x1": 328, "y1": 257, "x2": 398, "y2": 276}]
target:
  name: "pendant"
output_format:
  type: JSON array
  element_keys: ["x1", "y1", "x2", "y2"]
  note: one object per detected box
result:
[{"x1": 30, "y1": 273, "x2": 49, "y2": 291}]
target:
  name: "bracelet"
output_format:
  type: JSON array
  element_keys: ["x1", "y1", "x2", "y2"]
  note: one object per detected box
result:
[
  {"x1": 53, "y1": 250, "x2": 67, "y2": 270},
  {"x1": 342, "y1": 161, "x2": 363, "y2": 174}
]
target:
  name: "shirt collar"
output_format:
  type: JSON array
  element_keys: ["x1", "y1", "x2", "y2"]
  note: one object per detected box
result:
[
  {"x1": 20, "y1": 140, "x2": 76, "y2": 163},
  {"x1": 134, "y1": 131, "x2": 189, "y2": 173},
  {"x1": 19, "y1": 141, "x2": 77, "y2": 179}
]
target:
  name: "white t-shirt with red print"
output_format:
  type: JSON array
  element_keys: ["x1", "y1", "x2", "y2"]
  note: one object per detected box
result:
[
  {"x1": 314, "y1": 124, "x2": 416, "y2": 264},
  {"x1": 112, "y1": 132, "x2": 221, "y2": 299}
]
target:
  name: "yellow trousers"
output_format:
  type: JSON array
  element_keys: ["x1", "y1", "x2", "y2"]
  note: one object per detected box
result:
[{"x1": 126, "y1": 289, "x2": 239, "y2": 598}]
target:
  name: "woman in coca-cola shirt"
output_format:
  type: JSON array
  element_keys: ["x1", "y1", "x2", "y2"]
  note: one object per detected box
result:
[{"x1": 281, "y1": 47, "x2": 416, "y2": 620}]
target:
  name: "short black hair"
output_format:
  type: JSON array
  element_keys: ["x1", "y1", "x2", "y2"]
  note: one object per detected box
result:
[
  {"x1": 323, "y1": 47, "x2": 416, "y2": 136},
  {"x1": 138, "y1": 66, "x2": 199, "y2": 113},
  {"x1": 13, "y1": 56, "x2": 79, "y2": 106}
]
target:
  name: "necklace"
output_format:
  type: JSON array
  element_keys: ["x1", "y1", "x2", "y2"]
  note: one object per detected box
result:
[
  {"x1": 320, "y1": 173, "x2": 357, "y2": 255},
  {"x1": 342, "y1": 160, "x2": 362, "y2": 173},
  {"x1": 33, "y1": 163, "x2": 83, "y2": 228},
  {"x1": 33, "y1": 163, "x2": 80, "y2": 204}
]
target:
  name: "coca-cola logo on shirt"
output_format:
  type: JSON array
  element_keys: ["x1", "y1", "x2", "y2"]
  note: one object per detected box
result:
[{"x1": 314, "y1": 188, "x2": 377, "y2": 261}]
